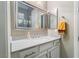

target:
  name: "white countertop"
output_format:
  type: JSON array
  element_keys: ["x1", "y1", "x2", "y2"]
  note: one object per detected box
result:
[{"x1": 11, "y1": 36, "x2": 61, "y2": 52}]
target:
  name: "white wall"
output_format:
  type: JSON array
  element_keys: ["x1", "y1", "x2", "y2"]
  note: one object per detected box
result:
[{"x1": 47, "y1": 1, "x2": 74, "y2": 58}]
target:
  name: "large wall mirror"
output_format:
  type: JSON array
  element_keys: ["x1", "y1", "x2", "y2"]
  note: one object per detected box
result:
[
  {"x1": 14, "y1": 1, "x2": 46, "y2": 30},
  {"x1": 11, "y1": 1, "x2": 58, "y2": 31}
]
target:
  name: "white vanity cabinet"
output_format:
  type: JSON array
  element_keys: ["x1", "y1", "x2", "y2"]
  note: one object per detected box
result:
[{"x1": 11, "y1": 39, "x2": 60, "y2": 58}]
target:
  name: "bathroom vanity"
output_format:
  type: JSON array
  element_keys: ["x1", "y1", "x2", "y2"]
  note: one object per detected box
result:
[
  {"x1": 11, "y1": 36, "x2": 60, "y2": 58},
  {"x1": 10, "y1": 1, "x2": 60, "y2": 58}
]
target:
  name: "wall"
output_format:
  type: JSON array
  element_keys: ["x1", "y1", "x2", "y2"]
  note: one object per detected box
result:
[{"x1": 47, "y1": 1, "x2": 74, "y2": 58}]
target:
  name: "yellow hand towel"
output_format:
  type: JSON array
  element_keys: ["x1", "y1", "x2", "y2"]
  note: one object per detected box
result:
[{"x1": 58, "y1": 21, "x2": 65, "y2": 31}]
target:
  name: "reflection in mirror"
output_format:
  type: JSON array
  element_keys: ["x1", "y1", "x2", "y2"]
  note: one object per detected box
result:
[
  {"x1": 16, "y1": 2, "x2": 33, "y2": 29},
  {"x1": 48, "y1": 8, "x2": 58, "y2": 29},
  {"x1": 15, "y1": 2, "x2": 46, "y2": 30},
  {"x1": 31, "y1": 8, "x2": 46, "y2": 30},
  {"x1": 38, "y1": 9, "x2": 46, "y2": 29},
  {"x1": 48, "y1": 14, "x2": 57, "y2": 29}
]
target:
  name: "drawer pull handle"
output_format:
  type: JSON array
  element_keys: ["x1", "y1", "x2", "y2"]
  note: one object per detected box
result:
[
  {"x1": 24, "y1": 52, "x2": 35, "y2": 58},
  {"x1": 46, "y1": 53, "x2": 48, "y2": 58}
]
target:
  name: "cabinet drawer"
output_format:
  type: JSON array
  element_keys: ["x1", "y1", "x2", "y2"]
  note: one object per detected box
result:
[
  {"x1": 53, "y1": 40, "x2": 60, "y2": 46},
  {"x1": 39, "y1": 42, "x2": 53, "y2": 52},
  {"x1": 11, "y1": 46, "x2": 39, "y2": 58},
  {"x1": 11, "y1": 52, "x2": 20, "y2": 58},
  {"x1": 19, "y1": 46, "x2": 39, "y2": 58},
  {"x1": 35, "y1": 51, "x2": 48, "y2": 58}
]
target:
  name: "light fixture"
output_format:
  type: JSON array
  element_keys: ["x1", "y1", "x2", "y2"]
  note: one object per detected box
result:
[
  {"x1": 50, "y1": 8, "x2": 58, "y2": 15},
  {"x1": 37, "y1": 1, "x2": 42, "y2": 5}
]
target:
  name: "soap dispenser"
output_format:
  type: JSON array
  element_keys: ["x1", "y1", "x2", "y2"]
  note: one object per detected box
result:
[{"x1": 27, "y1": 32, "x2": 31, "y2": 39}]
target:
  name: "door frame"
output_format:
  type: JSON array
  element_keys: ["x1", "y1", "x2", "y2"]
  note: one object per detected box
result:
[{"x1": 74, "y1": 1, "x2": 79, "y2": 58}]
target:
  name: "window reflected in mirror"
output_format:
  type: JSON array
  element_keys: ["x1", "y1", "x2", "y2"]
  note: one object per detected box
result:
[{"x1": 15, "y1": 2, "x2": 46, "y2": 30}]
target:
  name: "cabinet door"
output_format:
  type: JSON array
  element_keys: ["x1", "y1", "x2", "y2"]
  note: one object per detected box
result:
[
  {"x1": 51, "y1": 46, "x2": 60, "y2": 58},
  {"x1": 36, "y1": 51, "x2": 48, "y2": 58}
]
